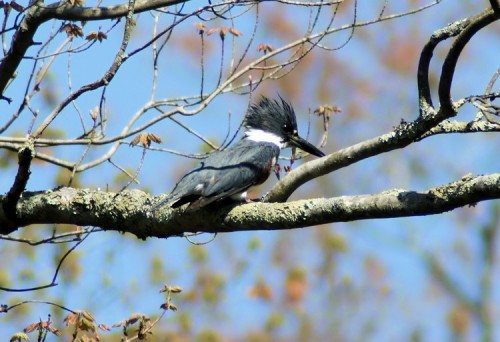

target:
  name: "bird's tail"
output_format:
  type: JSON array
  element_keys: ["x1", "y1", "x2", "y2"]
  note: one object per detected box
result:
[{"x1": 150, "y1": 195, "x2": 175, "y2": 212}]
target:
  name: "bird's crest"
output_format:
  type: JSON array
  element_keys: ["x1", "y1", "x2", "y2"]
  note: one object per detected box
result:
[{"x1": 244, "y1": 96, "x2": 298, "y2": 137}]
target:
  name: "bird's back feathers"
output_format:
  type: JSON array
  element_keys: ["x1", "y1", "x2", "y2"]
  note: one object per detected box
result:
[{"x1": 162, "y1": 139, "x2": 280, "y2": 210}]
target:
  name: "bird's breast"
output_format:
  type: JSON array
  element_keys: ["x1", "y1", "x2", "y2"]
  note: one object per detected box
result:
[{"x1": 254, "y1": 156, "x2": 276, "y2": 185}]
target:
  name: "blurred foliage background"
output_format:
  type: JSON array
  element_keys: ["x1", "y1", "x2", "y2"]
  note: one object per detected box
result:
[{"x1": 0, "y1": 0, "x2": 499, "y2": 341}]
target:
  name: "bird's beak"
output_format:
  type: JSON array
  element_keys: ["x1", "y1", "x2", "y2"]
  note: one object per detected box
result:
[{"x1": 289, "y1": 135, "x2": 325, "y2": 157}]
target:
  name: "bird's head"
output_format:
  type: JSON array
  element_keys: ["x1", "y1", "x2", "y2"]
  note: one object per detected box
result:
[{"x1": 244, "y1": 96, "x2": 325, "y2": 157}]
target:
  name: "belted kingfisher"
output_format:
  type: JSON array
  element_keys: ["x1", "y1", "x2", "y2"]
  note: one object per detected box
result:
[{"x1": 156, "y1": 96, "x2": 325, "y2": 210}]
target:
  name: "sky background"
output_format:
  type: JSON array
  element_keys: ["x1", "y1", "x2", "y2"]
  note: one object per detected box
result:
[{"x1": 0, "y1": 0, "x2": 499, "y2": 340}]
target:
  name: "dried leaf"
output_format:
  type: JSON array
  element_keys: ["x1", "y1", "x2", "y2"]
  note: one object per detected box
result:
[
  {"x1": 194, "y1": 22, "x2": 205, "y2": 34},
  {"x1": 23, "y1": 322, "x2": 40, "y2": 333},
  {"x1": 169, "y1": 286, "x2": 182, "y2": 293},
  {"x1": 257, "y1": 43, "x2": 273, "y2": 53},
  {"x1": 79, "y1": 317, "x2": 97, "y2": 333},
  {"x1": 86, "y1": 32, "x2": 98, "y2": 41},
  {"x1": 130, "y1": 133, "x2": 161, "y2": 147},
  {"x1": 112, "y1": 313, "x2": 143, "y2": 327},
  {"x1": 228, "y1": 27, "x2": 241, "y2": 36},
  {"x1": 89, "y1": 107, "x2": 98, "y2": 121},
  {"x1": 147, "y1": 133, "x2": 162, "y2": 144},
  {"x1": 69, "y1": 0, "x2": 84, "y2": 5},
  {"x1": 86, "y1": 31, "x2": 107, "y2": 42},
  {"x1": 98, "y1": 323, "x2": 111, "y2": 332},
  {"x1": 111, "y1": 320, "x2": 126, "y2": 328},
  {"x1": 314, "y1": 104, "x2": 341, "y2": 116},
  {"x1": 206, "y1": 26, "x2": 241, "y2": 40},
  {"x1": 160, "y1": 296, "x2": 178, "y2": 311},
  {"x1": 206, "y1": 27, "x2": 218, "y2": 36},
  {"x1": 61, "y1": 24, "x2": 83, "y2": 38},
  {"x1": 64, "y1": 312, "x2": 79, "y2": 326},
  {"x1": 24, "y1": 320, "x2": 60, "y2": 336},
  {"x1": 47, "y1": 326, "x2": 62, "y2": 336},
  {"x1": 219, "y1": 27, "x2": 227, "y2": 40},
  {"x1": 81, "y1": 310, "x2": 95, "y2": 322},
  {"x1": 314, "y1": 103, "x2": 341, "y2": 132},
  {"x1": 77, "y1": 335, "x2": 97, "y2": 342},
  {"x1": 139, "y1": 134, "x2": 149, "y2": 147},
  {"x1": 97, "y1": 32, "x2": 107, "y2": 41},
  {"x1": 129, "y1": 134, "x2": 142, "y2": 147}
]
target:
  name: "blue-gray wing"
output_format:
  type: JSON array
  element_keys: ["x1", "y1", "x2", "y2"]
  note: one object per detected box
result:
[{"x1": 162, "y1": 140, "x2": 279, "y2": 209}]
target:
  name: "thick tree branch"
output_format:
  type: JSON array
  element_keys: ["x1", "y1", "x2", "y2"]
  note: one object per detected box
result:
[
  {"x1": 0, "y1": 173, "x2": 498, "y2": 236},
  {"x1": 0, "y1": 140, "x2": 34, "y2": 230},
  {"x1": 489, "y1": 0, "x2": 500, "y2": 13},
  {"x1": 418, "y1": 120, "x2": 500, "y2": 138},
  {"x1": 0, "y1": 2, "x2": 44, "y2": 100},
  {"x1": 40, "y1": 0, "x2": 188, "y2": 21}
]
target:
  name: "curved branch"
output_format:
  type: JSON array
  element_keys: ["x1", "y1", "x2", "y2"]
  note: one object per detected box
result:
[
  {"x1": 438, "y1": 8, "x2": 500, "y2": 112},
  {"x1": 491, "y1": 0, "x2": 500, "y2": 11},
  {"x1": 2, "y1": 140, "x2": 34, "y2": 220},
  {"x1": 0, "y1": 173, "x2": 498, "y2": 236},
  {"x1": 417, "y1": 17, "x2": 470, "y2": 114}
]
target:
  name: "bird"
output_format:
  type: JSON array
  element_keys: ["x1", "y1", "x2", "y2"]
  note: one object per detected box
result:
[{"x1": 156, "y1": 96, "x2": 325, "y2": 211}]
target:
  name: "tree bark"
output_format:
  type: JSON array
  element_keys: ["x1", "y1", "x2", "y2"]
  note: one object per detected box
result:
[{"x1": 1, "y1": 173, "x2": 498, "y2": 237}]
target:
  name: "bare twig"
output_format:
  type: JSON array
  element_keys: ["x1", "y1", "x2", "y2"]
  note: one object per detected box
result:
[{"x1": 0, "y1": 229, "x2": 91, "y2": 291}]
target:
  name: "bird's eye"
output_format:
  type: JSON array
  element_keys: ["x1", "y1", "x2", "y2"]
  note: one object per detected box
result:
[{"x1": 283, "y1": 124, "x2": 294, "y2": 133}]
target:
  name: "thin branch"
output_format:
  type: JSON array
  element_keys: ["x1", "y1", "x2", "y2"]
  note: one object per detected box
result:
[
  {"x1": 31, "y1": 0, "x2": 139, "y2": 137},
  {"x1": 1, "y1": 300, "x2": 77, "y2": 315},
  {"x1": 0, "y1": 227, "x2": 102, "y2": 245},
  {"x1": 0, "y1": 231, "x2": 90, "y2": 291}
]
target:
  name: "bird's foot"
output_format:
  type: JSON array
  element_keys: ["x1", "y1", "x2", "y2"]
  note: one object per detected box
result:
[
  {"x1": 274, "y1": 163, "x2": 281, "y2": 180},
  {"x1": 247, "y1": 197, "x2": 262, "y2": 203}
]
